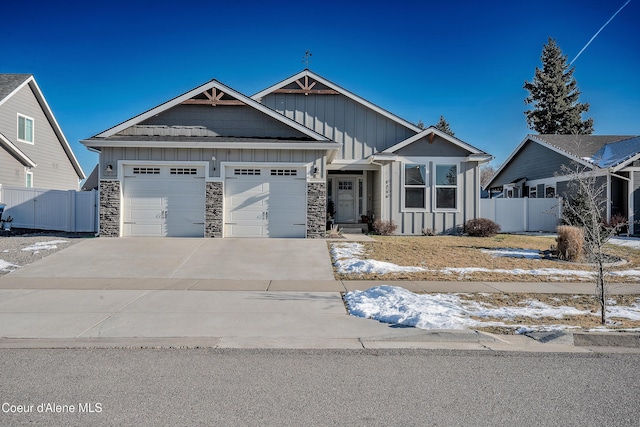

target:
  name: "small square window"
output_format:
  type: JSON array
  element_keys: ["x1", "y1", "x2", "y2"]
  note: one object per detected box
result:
[{"x1": 18, "y1": 114, "x2": 34, "y2": 144}]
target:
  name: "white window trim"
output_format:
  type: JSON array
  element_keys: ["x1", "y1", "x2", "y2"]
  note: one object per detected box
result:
[
  {"x1": 25, "y1": 170, "x2": 34, "y2": 188},
  {"x1": 545, "y1": 184, "x2": 557, "y2": 198},
  {"x1": 433, "y1": 162, "x2": 460, "y2": 212},
  {"x1": 528, "y1": 187, "x2": 537, "y2": 198},
  {"x1": 401, "y1": 162, "x2": 430, "y2": 212},
  {"x1": 17, "y1": 114, "x2": 35, "y2": 144}
]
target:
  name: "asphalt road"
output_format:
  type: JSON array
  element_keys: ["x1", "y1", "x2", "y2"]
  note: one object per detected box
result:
[{"x1": 1, "y1": 349, "x2": 638, "y2": 426}]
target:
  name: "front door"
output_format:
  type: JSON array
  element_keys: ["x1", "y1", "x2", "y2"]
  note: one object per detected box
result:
[{"x1": 336, "y1": 179, "x2": 356, "y2": 222}]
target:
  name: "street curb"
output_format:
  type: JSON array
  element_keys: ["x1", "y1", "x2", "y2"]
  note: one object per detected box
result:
[{"x1": 572, "y1": 332, "x2": 640, "y2": 348}]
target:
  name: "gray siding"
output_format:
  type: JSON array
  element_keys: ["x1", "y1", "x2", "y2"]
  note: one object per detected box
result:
[
  {"x1": 634, "y1": 171, "x2": 640, "y2": 234},
  {"x1": 260, "y1": 93, "x2": 415, "y2": 160},
  {"x1": 491, "y1": 140, "x2": 574, "y2": 188},
  {"x1": 395, "y1": 135, "x2": 471, "y2": 157},
  {"x1": 100, "y1": 147, "x2": 325, "y2": 179},
  {"x1": 0, "y1": 84, "x2": 79, "y2": 190},
  {"x1": 384, "y1": 160, "x2": 479, "y2": 235},
  {"x1": 132, "y1": 104, "x2": 307, "y2": 139}
]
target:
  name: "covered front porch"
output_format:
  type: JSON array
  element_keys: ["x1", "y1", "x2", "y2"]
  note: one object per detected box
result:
[{"x1": 326, "y1": 166, "x2": 380, "y2": 233}]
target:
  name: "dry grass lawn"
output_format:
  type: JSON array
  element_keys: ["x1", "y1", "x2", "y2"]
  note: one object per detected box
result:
[
  {"x1": 461, "y1": 293, "x2": 640, "y2": 333},
  {"x1": 334, "y1": 234, "x2": 640, "y2": 283},
  {"x1": 333, "y1": 235, "x2": 640, "y2": 331}
]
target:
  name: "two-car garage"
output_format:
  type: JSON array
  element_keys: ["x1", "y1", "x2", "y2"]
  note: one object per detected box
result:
[{"x1": 120, "y1": 164, "x2": 307, "y2": 238}]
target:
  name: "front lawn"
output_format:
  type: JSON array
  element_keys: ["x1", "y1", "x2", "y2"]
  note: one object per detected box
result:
[{"x1": 330, "y1": 234, "x2": 640, "y2": 282}]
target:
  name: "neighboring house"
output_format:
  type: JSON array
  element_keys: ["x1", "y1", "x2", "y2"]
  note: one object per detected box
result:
[
  {"x1": 485, "y1": 134, "x2": 640, "y2": 234},
  {"x1": 81, "y1": 70, "x2": 492, "y2": 238},
  {"x1": 0, "y1": 74, "x2": 85, "y2": 190}
]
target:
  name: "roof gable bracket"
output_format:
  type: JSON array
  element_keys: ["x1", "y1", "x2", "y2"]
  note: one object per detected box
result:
[
  {"x1": 273, "y1": 75, "x2": 339, "y2": 96},
  {"x1": 182, "y1": 88, "x2": 245, "y2": 106}
]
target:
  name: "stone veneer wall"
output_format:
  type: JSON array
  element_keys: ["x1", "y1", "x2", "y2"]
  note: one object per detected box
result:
[
  {"x1": 99, "y1": 180, "x2": 121, "y2": 237},
  {"x1": 205, "y1": 181, "x2": 223, "y2": 238},
  {"x1": 306, "y1": 181, "x2": 326, "y2": 238}
]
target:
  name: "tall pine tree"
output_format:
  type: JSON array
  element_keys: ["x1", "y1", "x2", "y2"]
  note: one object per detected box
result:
[
  {"x1": 434, "y1": 115, "x2": 455, "y2": 136},
  {"x1": 524, "y1": 38, "x2": 594, "y2": 134}
]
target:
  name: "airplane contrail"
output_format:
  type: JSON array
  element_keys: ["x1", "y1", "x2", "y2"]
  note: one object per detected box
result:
[{"x1": 570, "y1": 0, "x2": 631, "y2": 65}]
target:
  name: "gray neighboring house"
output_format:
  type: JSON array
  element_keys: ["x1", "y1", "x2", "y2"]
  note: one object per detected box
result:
[
  {"x1": 0, "y1": 74, "x2": 85, "y2": 190},
  {"x1": 485, "y1": 134, "x2": 640, "y2": 234},
  {"x1": 82, "y1": 70, "x2": 492, "y2": 238}
]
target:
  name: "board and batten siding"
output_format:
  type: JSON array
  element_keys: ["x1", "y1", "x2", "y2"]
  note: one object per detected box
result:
[
  {"x1": 491, "y1": 140, "x2": 574, "y2": 188},
  {"x1": 383, "y1": 160, "x2": 479, "y2": 235},
  {"x1": 100, "y1": 147, "x2": 326, "y2": 179},
  {"x1": 260, "y1": 93, "x2": 415, "y2": 161},
  {"x1": 0, "y1": 84, "x2": 79, "y2": 190}
]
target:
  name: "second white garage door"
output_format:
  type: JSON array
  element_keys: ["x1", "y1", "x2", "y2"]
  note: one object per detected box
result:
[
  {"x1": 122, "y1": 165, "x2": 205, "y2": 237},
  {"x1": 225, "y1": 167, "x2": 307, "y2": 238}
]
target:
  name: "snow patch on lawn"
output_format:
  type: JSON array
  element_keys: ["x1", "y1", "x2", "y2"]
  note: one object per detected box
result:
[
  {"x1": 609, "y1": 237, "x2": 640, "y2": 249},
  {"x1": 0, "y1": 260, "x2": 19, "y2": 272},
  {"x1": 344, "y1": 285, "x2": 640, "y2": 332},
  {"x1": 481, "y1": 248, "x2": 542, "y2": 259},
  {"x1": 21, "y1": 240, "x2": 68, "y2": 252},
  {"x1": 331, "y1": 242, "x2": 640, "y2": 279},
  {"x1": 331, "y1": 242, "x2": 426, "y2": 274}
]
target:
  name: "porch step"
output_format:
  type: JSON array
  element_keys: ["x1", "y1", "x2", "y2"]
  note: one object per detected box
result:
[{"x1": 335, "y1": 223, "x2": 368, "y2": 234}]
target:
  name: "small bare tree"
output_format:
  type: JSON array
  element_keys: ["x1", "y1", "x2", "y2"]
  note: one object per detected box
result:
[{"x1": 560, "y1": 163, "x2": 626, "y2": 324}]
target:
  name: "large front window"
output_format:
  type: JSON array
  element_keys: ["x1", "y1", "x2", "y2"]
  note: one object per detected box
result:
[
  {"x1": 435, "y1": 164, "x2": 457, "y2": 210},
  {"x1": 404, "y1": 164, "x2": 426, "y2": 209}
]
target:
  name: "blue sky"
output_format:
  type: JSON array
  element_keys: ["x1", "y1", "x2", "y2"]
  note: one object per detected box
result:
[{"x1": 2, "y1": 0, "x2": 638, "y2": 177}]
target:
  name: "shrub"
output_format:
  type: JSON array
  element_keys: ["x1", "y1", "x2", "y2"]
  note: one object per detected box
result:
[
  {"x1": 463, "y1": 218, "x2": 500, "y2": 237},
  {"x1": 372, "y1": 219, "x2": 397, "y2": 236},
  {"x1": 422, "y1": 228, "x2": 436, "y2": 236},
  {"x1": 606, "y1": 214, "x2": 628, "y2": 235},
  {"x1": 556, "y1": 225, "x2": 584, "y2": 261}
]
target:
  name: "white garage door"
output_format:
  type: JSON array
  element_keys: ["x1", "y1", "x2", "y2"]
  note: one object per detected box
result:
[
  {"x1": 122, "y1": 165, "x2": 205, "y2": 237},
  {"x1": 225, "y1": 167, "x2": 306, "y2": 238}
]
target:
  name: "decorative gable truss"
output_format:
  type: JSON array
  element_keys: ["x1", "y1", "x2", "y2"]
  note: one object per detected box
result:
[
  {"x1": 182, "y1": 87, "x2": 245, "y2": 106},
  {"x1": 272, "y1": 75, "x2": 339, "y2": 96}
]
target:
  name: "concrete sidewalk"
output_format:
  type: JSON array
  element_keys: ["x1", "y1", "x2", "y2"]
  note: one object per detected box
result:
[{"x1": 0, "y1": 278, "x2": 638, "y2": 352}]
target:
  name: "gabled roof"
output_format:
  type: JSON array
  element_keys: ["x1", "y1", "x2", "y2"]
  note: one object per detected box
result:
[
  {"x1": 382, "y1": 126, "x2": 491, "y2": 158},
  {"x1": 0, "y1": 132, "x2": 37, "y2": 167},
  {"x1": 589, "y1": 136, "x2": 640, "y2": 170},
  {"x1": 252, "y1": 69, "x2": 423, "y2": 134},
  {"x1": 0, "y1": 74, "x2": 85, "y2": 179},
  {"x1": 89, "y1": 78, "x2": 330, "y2": 142},
  {"x1": 0, "y1": 74, "x2": 31, "y2": 102},
  {"x1": 533, "y1": 134, "x2": 635, "y2": 159},
  {"x1": 484, "y1": 134, "x2": 640, "y2": 189}
]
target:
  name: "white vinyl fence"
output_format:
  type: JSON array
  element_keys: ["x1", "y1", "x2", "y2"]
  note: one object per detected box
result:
[
  {"x1": 0, "y1": 185, "x2": 98, "y2": 233},
  {"x1": 480, "y1": 197, "x2": 561, "y2": 233}
]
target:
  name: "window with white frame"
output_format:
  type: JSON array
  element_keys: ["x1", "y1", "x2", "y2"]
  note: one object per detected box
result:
[
  {"x1": 529, "y1": 187, "x2": 537, "y2": 198},
  {"x1": 545, "y1": 185, "x2": 556, "y2": 198},
  {"x1": 25, "y1": 171, "x2": 33, "y2": 188},
  {"x1": 435, "y1": 164, "x2": 457, "y2": 209},
  {"x1": 404, "y1": 164, "x2": 427, "y2": 209},
  {"x1": 17, "y1": 114, "x2": 34, "y2": 144}
]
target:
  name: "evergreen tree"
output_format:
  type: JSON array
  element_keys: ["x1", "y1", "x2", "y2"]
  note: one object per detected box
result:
[
  {"x1": 524, "y1": 38, "x2": 594, "y2": 134},
  {"x1": 434, "y1": 115, "x2": 455, "y2": 136},
  {"x1": 416, "y1": 119, "x2": 425, "y2": 130}
]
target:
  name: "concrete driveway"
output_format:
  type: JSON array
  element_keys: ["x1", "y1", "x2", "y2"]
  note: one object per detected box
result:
[{"x1": 5, "y1": 238, "x2": 336, "y2": 281}]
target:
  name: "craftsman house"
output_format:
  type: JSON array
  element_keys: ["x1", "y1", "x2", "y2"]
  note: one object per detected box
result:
[
  {"x1": 485, "y1": 134, "x2": 640, "y2": 234},
  {"x1": 82, "y1": 70, "x2": 492, "y2": 238},
  {"x1": 0, "y1": 74, "x2": 85, "y2": 190}
]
